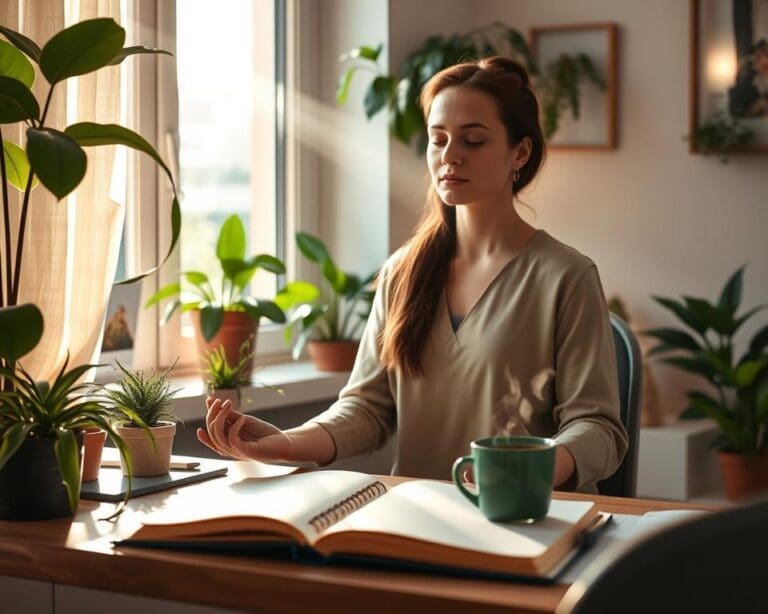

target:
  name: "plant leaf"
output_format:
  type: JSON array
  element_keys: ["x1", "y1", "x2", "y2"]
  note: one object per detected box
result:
[
  {"x1": 683, "y1": 296, "x2": 733, "y2": 335},
  {"x1": 364, "y1": 76, "x2": 394, "y2": 119},
  {"x1": 750, "y1": 324, "x2": 768, "y2": 357},
  {"x1": 161, "y1": 299, "x2": 182, "y2": 325},
  {"x1": 107, "y1": 45, "x2": 172, "y2": 66},
  {"x1": 651, "y1": 296, "x2": 707, "y2": 335},
  {"x1": 0, "y1": 75, "x2": 39, "y2": 123},
  {"x1": 717, "y1": 266, "x2": 744, "y2": 314},
  {"x1": 2, "y1": 139, "x2": 38, "y2": 190},
  {"x1": 254, "y1": 299, "x2": 285, "y2": 324},
  {"x1": 734, "y1": 360, "x2": 767, "y2": 388},
  {"x1": 275, "y1": 281, "x2": 320, "y2": 311},
  {"x1": 641, "y1": 327, "x2": 701, "y2": 353},
  {"x1": 0, "y1": 422, "x2": 33, "y2": 472},
  {"x1": 216, "y1": 214, "x2": 246, "y2": 261},
  {"x1": 144, "y1": 282, "x2": 181, "y2": 308},
  {"x1": 0, "y1": 39, "x2": 34, "y2": 87},
  {"x1": 757, "y1": 379, "x2": 768, "y2": 422},
  {"x1": 296, "y1": 232, "x2": 330, "y2": 263},
  {"x1": 0, "y1": 303, "x2": 43, "y2": 362},
  {"x1": 322, "y1": 259, "x2": 347, "y2": 294},
  {"x1": 54, "y1": 428, "x2": 81, "y2": 513},
  {"x1": 65, "y1": 122, "x2": 175, "y2": 191},
  {"x1": 0, "y1": 26, "x2": 41, "y2": 63},
  {"x1": 199, "y1": 305, "x2": 224, "y2": 341},
  {"x1": 40, "y1": 18, "x2": 124, "y2": 84},
  {"x1": 26, "y1": 127, "x2": 86, "y2": 199},
  {"x1": 250, "y1": 254, "x2": 286, "y2": 275},
  {"x1": 336, "y1": 67, "x2": 355, "y2": 105}
]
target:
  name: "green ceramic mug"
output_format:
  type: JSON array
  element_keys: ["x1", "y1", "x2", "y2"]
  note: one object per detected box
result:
[{"x1": 451, "y1": 436, "x2": 556, "y2": 522}]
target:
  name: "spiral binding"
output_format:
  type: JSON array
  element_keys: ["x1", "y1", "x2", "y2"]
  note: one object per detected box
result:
[{"x1": 308, "y1": 481, "x2": 387, "y2": 534}]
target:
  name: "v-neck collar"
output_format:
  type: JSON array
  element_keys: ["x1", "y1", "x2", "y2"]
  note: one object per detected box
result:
[{"x1": 444, "y1": 229, "x2": 545, "y2": 345}]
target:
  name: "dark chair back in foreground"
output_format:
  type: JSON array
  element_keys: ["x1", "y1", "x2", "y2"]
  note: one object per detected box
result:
[
  {"x1": 598, "y1": 314, "x2": 643, "y2": 497},
  {"x1": 557, "y1": 497, "x2": 768, "y2": 614}
]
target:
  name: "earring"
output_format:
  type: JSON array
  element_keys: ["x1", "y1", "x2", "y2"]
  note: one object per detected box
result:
[{"x1": 513, "y1": 167, "x2": 520, "y2": 182}]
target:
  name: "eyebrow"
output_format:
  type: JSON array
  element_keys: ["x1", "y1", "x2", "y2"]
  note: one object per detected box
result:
[{"x1": 428, "y1": 122, "x2": 490, "y2": 131}]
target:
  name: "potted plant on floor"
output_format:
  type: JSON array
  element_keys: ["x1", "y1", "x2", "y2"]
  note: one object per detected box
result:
[
  {"x1": 145, "y1": 214, "x2": 286, "y2": 373},
  {"x1": 0, "y1": 304, "x2": 132, "y2": 520},
  {"x1": 275, "y1": 232, "x2": 377, "y2": 371},
  {"x1": 643, "y1": 266, "x2": 768, "y2": 501},
  {"x1": 99, "y1": 360, "x2": 182, "y2": 477},
  {"x1": 202, "y1": 339, "x2": 284, "y2": 412}
]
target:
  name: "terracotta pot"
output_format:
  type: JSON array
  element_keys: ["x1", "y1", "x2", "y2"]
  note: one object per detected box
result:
[
  {"x1": 192, "y1": 310, "x2": 258, "y2": 374},
  {"x1": 207, "y1": 387, "x2": 241, "y2": 412},
  {"x1": 81, "y1": 427, "x2": 107, "y2": 482},
  {"x1": 307, "y1": 340, "x2": 359, "y2": 372},
  {"x1": 116, "y1": 422, "x2": 177, "y2": 477},
  {"x1": 718, "y1": 451, "x2": 768, "y2": 501}
]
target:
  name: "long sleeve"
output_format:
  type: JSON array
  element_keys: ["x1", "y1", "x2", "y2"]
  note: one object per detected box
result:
[
  {"x1": 551, "y1": 265, "x2": 628, "y2": 491},
  {"x1": 305, "y1": 259, "x2": 397, "y2": 462}
]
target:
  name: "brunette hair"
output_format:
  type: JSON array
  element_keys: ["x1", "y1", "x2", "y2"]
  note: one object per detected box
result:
[{"x1": 379, "y1": 56, "x2": 545, "y2": 378}]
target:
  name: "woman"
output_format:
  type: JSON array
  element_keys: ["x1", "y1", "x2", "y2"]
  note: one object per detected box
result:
[{"x1": 198, "y1": 57, "x2": 628, "y2": 493}]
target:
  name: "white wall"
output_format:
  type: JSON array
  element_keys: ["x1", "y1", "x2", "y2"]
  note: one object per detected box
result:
[{"x1": 379, "y1": 0, "x2": 768, "y2": 417}]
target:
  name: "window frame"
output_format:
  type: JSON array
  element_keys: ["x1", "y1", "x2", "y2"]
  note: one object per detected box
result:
[{"x1": 127, "y1": 0, "x2": 320, "y2": 371}]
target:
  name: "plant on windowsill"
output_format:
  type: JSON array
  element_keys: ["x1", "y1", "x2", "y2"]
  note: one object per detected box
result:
[
  {"x1": 0, "y1": 304, "x2": 133, "y2": 521},
  {"x1": 98, "y1": 359, "x2": 182, "y2": 477},
  {"x1": 275, "y1": 233, "x2": 376, "y2": 372},
  {"x1": 335, "y1": 22, "x2": 605, "y2": 149},
  {"x1": 642, "y1": 266, "x2": 768, "y2": 501},
  {"x1": 686, "y1": 111, "x2": 754, "y2": 163},
  {"x1": 201, "y1": 339, "x2": 284, "y2": 412},
  {"x1": 145, "y1": 213, "x2": 287, "y2": 373}
]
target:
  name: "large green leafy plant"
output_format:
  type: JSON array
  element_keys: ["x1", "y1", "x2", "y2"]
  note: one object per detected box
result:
[
  {"x1": 336, "y1": 22, "x2": 605, "y2": 149},
  {"x1": 145, "y1": 214, "x2": 287, "y2": 341},
  {"x1": 0, "y1": 18, "x2": 180, "y2": 333},
  {"x1": 644, "y1": 267, "x2": 768, "y2": 456},
  {"x1": 276, "y1": 232, "x2": 376, "y2": 359},
  {"x1": 0, "y1": 303, "x2": 133, "y2": 518}
]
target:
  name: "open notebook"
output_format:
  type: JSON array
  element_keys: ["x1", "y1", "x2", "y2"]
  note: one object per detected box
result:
[{"x1": 115, "y1": 470, "x2": 607, "y2": 581}]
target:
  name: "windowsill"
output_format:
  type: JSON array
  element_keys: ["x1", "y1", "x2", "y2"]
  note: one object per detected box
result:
[{"x1": 169, "y1": 361, "x2": 349, "y2": 421}]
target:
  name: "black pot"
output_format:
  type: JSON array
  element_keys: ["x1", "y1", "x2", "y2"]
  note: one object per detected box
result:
[{"x1": 0, "y1": 434, "x2": 82, "y2": 521}]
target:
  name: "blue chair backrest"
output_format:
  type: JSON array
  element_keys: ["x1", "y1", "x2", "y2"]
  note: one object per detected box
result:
[{"x1": 597, "y1": 314, "x2": 643, "y2": 498}]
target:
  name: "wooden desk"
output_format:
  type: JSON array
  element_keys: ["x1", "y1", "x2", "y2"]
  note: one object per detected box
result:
[{"x1": 0, "y1": 463, "x2": 716, "y2": 614}]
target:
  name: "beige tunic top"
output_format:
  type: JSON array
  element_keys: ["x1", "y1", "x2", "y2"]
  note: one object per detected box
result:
[{"x1": 308, "y1": 229, "x2": 628, "y2": 493}]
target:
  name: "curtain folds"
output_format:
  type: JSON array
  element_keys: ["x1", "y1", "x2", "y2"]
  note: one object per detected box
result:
[{"x1": 0, "y1": 0, "x2": 124, "y2": 381}]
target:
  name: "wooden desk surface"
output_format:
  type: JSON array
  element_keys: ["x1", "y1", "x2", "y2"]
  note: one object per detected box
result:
[{"x1": 0, "y1": 462, "x2": 717, "y2": 614}]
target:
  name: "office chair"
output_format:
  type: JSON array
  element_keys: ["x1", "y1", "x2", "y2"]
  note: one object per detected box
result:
[
  {"x1": 597, "y1": 314, "x2": 643, "y2": 498},
  {"x1": 557, "y1": 497, "x2": 768, "y2": 614}
]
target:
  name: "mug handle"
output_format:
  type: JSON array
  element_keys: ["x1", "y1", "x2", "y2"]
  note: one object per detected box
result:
[{"x1": 451, "y1": 456, "x2": 479, "y2": 507}]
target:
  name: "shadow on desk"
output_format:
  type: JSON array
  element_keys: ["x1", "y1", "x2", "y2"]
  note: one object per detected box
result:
[{"x1": 557, "y1": 496, "x2": 768, "y2": 614}]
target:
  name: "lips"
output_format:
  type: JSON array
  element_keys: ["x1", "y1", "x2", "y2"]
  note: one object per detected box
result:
[{"x1": 440, "y1": 175, "x2": 468, "y2": 183}]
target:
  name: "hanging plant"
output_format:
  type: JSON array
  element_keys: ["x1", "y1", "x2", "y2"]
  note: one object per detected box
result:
[
  {"x1": 336, "y1": 22, "x2": 606, "y2": 150},
  {"x1": 686, "y1": 111, "x2": 754, "y2": 164}
]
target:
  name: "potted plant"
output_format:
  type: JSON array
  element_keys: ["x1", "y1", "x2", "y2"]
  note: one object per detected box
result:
[
  {"x1": 686, "y1": 111, "x2": 754, "y2": 163},
  {"x1": 276, "y1": 232, "x2": 376, "y2": 371},
  {"x1": 0, "y1": 19, "x2": 180, "y2": 367},
  {"x1": 336, "y1": 22, "x2": 605, "y2": 149},
  {"x1": 99, "y1": 360, "x2": 182, "y2": 477},
  {"x1": 0, "y1": 304, "x2": 132, "y2": 520},
  {"x1": 145, "y1": 214, "x2": 286, "y2": 373},
  {"x1": 201, "y1": 339, "x2": 285, "y2": 412},
  {"x1": 643, "y1": 266, "x2": 768, "y2": 500}
]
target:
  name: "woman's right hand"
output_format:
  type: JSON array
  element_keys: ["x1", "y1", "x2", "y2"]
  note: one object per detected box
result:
[{"x1": 197, "y1": 397, "x2": 294, "y2": 462}]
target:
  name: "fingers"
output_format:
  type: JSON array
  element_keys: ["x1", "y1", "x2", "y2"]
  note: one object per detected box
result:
[{"x1": 204, "y1": 398, "x2": 245, "y2": 459}]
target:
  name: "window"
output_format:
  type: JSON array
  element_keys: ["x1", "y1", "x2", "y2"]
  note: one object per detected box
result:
[{"x1": 125, "y1": 0, "x2": 293, "y2": 370}]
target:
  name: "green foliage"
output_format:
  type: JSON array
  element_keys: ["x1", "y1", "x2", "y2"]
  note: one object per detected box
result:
[
  {"x1": 0, "y1": 353, "x2": 133, "y2": 517},
  {"x1": 686, "y1": 112, "x2": 754, "y2": 163},
  {"x1": 202, "y1": 341, "x2": 255, "y2": 391},
  {"x1": 336, "y1": 22, "x2": 606, "y2": 148},
  {"x1": 145, "y1": 214, "x2": 287, "y2": 341},
  {"x1": 0, "y1": 303, "x2": 43, "y2": 364},
  {"x1": 100, "y1": 359, "x2": 181, "y2": 429},
  {"x1": 643, "y1": 266, "x2": 768, "y2": 456},
  {"x1": 276, "y1": 232, "x2": 377, "y2": 360}
]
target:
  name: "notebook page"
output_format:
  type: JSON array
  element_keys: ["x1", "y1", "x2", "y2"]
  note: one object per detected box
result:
[
  {"x1": 320, "y1": 480, "x2": 594, "y2": 558},
  {"x1": 136, "y1": 470, "x2": 376, "y2": 543}
]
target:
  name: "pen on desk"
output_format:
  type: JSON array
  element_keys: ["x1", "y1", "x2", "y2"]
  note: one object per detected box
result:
[{"x1": 100, "y1": 459, "x2": 201, "y2": 471}]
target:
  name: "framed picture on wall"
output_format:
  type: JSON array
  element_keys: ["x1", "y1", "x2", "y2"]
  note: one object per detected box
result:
[
  {"x1": 529, "y1": 22, "x2": 618, "y2": 150},
  {"x1": 690, "y1": 0, "x2": 768, "y2": 152},
  {"x1": 94, "y1": 283, "x2": 141, "y2": 382}
]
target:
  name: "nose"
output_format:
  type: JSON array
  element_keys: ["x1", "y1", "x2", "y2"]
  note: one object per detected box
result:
[{"x1": 440, "y1": 139, "x2": 463, "y2": 166}]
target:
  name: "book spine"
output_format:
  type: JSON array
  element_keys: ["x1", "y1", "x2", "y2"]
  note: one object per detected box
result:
[{"x1": 308, "y1": 481, "x2": 387, "y2": 534}]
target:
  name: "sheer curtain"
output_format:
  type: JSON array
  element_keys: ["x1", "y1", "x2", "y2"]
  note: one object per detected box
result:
[{"x1": 0, "y1": 0, "x2": 124, "y2": 380}]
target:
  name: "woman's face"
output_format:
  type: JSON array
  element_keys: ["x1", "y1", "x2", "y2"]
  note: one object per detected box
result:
[{"x1": 426, "y1": 86, "x2": 528, "y2": 206}]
